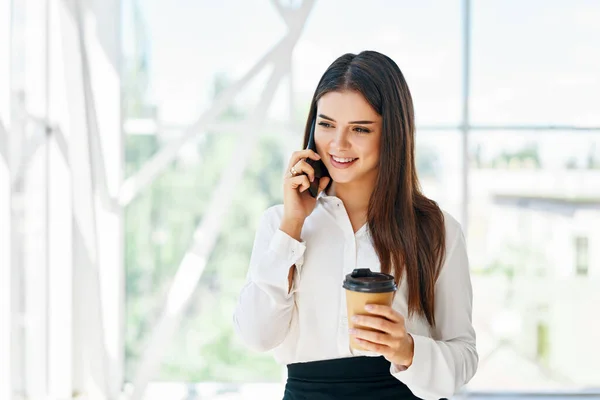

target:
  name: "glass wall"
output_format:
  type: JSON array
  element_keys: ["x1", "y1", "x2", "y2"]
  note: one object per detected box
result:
[
  {"x1": 4, "y1": 1, "x2": 51, "y2": 397},
  {"x1": 122, "y1": 0, "x2": 600, "y2": 394},
  {"x1": 2, "y1": 0, "x2": 599, "y2": 398}
]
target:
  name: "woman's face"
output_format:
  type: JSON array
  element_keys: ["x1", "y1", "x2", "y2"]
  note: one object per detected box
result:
[{"x1": 315, "y1": 90, "x2": 382, "y2": 187}]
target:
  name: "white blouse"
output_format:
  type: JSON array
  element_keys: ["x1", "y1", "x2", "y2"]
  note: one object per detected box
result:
[{"x1": 233, "y1": 192, "x2": 478, "y2": 400}]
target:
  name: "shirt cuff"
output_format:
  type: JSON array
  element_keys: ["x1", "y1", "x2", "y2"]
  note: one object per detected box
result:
[
  {"x1": 268, "y1": 229, "x2": 306, "y2": 266},
  {"x1": 250, "y1": 229, "x2": 306, "y2": 291},
  {"x1": 390, "y1": 333, "x2": 430, "y2": 379}
]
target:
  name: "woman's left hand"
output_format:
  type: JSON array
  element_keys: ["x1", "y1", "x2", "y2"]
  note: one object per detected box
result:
[{"x1": 349, "y1": 304, "x2": 415, "y2": 369}]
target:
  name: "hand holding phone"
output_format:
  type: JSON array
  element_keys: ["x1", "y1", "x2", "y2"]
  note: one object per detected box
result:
[
  {"x1": 280, "y1": 118, "x2": 331, "y2": 230},
  {"x1": 304, "y1": 119, "x2": 330, "y2": 198}
]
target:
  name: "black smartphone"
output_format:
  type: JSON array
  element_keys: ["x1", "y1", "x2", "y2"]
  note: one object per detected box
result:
[{"x1": 304, "y1": 118, "x2": 330, "y2": 198}]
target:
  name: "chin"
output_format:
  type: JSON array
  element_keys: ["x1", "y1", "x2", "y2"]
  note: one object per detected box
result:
[{"x1": 328, "y1": 172, "x2": 356, "y2": 184}]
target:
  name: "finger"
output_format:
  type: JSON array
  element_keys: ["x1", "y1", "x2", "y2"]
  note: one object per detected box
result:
[
  {"x1": 349, "y1": 328, "x2": 394, "y2": 347},
  {"x1": 318, "y1": 176, "x2": 331, "y2": 192},
  {"x1": 288, "y1": 150, "x2": 321, "y2": 169},
  {"x1": 291, "y1": 160, "x2": 315, "y2": 182},
  {"x1": 364, "y1": 304, "x2": 403, "y2": 323},
  {"x1": 353, "y1": 338, "x2": 389, "y2": 356},
  {"x1": 286, "y1": 175, "x2": 311, "y2": 193},
  {"x1": 351, "y1": 315, "x2": 397, "y2": 335}
]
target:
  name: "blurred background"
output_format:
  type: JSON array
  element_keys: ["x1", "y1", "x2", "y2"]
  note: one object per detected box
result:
[{"x1": 1, "y1": 0, "x2": 600, "y2": 399}]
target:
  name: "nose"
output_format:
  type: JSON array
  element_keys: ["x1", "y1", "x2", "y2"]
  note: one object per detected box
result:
[{"x1": 330, "y1": 128, "x2": 351, "y2": 153}]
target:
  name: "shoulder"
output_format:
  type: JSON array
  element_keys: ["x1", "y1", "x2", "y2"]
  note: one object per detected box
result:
[{"x1": 440, "y1": 209, "x2": 465, "y2": 250}]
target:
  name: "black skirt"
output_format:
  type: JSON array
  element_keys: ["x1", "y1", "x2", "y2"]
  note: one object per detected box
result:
[{"x1": 283, "y1": 356, "x2": 422, "y2": 399}]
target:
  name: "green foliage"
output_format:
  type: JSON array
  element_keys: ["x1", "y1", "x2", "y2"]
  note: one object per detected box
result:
[
  {"x1": 124, "y1": 129, "x2": 286, "y2": 382},
  {"x1": 490, "y1": 143, "x2": 541, "y2": 169}
]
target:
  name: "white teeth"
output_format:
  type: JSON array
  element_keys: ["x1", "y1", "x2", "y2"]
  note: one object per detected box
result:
[{"x1": 332, "y1": 156, "x2": 357, "y2": 163}]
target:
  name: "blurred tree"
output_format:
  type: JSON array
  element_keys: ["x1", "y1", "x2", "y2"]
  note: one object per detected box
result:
[
  {"x1": 491, "y1": 143, "x2": 541, "y2": 169},
  {"x1": 124, "y1": 72, "x2": 285, "y2": 382}
]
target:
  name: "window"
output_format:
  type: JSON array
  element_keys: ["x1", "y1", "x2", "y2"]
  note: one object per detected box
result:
[
  {"x1": 536, "y1": 321, "x2": 549, "y2": 364},
  {"x1": 575, "y1": 236, "x2": 589, "y2": 276}
]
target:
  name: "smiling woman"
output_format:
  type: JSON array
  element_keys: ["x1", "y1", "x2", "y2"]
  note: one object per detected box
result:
[
  {"x1": 315, "y1": 91, "x2": 382, "y2": 185},
  {"x1": 234, "y1": 51, "x2": 478, "y2": 400}
]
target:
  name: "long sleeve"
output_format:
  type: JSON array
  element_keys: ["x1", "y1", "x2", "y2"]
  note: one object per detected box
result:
[
  {"x1": 391, "y1": 222, "x2": 478, "y2": 400},
  {"x1": 233, "y1": 206, "x2": 306, "y2": 352}
]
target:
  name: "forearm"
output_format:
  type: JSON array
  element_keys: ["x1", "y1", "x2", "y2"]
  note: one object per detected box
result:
[
  {"x1": 392, "y1": 333, "x2": 415, "y2": 371},
  {"x1": 279, "y1": 218, "x2": 304, "y2": 241},
  {"x1": 234, "y1": 218, "x2": 306, "y2": 352}
]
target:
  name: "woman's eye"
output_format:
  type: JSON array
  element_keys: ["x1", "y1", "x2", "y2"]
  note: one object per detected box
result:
[
  {"x1": 354, "y1": 127, "x2": 371, "y2": 134},
  {"x1": 318, "y1": 122, "x2": 332, "y2": 128}
]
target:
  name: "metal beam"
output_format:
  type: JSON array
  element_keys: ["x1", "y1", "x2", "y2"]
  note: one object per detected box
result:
[
  {"x1": 2, "y1": 17, "x2": 27, "y2": 393},
  {"x1": 58, "y1": 0, "x2": 126, "y2": 398},
  {"x1": 11, "y1": 116, "x2": 119, "y2": 216},
  {"x1": 119, "y1": 38, "x2": 286, "y2": 207},
  {"x1": 125, "y1": 120, "x2": 297, "y2": 136},
  {"x1": 125, "y1": 122, "x2": 600, "y2": 140},
  {"x1": 47, "y1": 1, "x2": 74, "y2": 397},
  {"x1": 0, "y1": 118, "x2": 7, "y2": 166},
  {"x1": 0, "y1": 131, "x2": 11, "y2": 400},
  {"x1": 71, "y1": 0, "x2": 123, "y2": 397},
  {"x1": 493, "y1": 194, "x2": 600, "y2": 216},
  {"x1": 460, "y1": 0, "x2": 471, "y2": 235},
  {"x1": 270, "y1": 0, "x2": 293, "y2": 26},
  {"x1": 61, "y1": 0, "x2": 110, "y2": 396},
  {"x1": 0, "y1": 1, "x2": 12, "y2": 398},
  {"x1": 417, "y1": 125, "x2": 600, "y2": 132},
  {"x1": 463, "y1": 125, "x2": 600, "y2": 132},
  {"x1": 129, "y1": 2, "x2": 313, "y2": 398},
  {"x1": 11, "y1": 119, "x2": 47, "y2": 187},
  {"x1": 78, "y1": 38, "x2": 120, "y2": 212},
  {"x1": 15, "y1": 0, "x2": 52, "y2": 397}
]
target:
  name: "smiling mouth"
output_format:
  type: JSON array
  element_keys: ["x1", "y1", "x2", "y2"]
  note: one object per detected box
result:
[
  {"x1": 329, "y1": 154, "x2": 358, "y2": 168},
  {"x1": 330, "y1": 155, "x2": 358, "y2": 163}
]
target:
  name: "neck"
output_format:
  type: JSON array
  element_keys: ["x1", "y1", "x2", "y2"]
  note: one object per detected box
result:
[{"x1": 328, "y1": 177, "x2": 376, "y2": 217}]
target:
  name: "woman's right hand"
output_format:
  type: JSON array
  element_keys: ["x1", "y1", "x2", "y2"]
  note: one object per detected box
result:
[{"x1": 280, "y1": 149, "x2": 331, "y2": 237}]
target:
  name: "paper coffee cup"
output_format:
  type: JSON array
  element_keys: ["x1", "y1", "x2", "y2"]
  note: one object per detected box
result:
[{"x1": 342, "y1": 268, "x2": 398, "y2": 351}]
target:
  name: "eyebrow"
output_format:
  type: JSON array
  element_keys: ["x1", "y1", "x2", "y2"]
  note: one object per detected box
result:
[{"x1": 318, "y1": 114, "x2": 375, "y2": 125}]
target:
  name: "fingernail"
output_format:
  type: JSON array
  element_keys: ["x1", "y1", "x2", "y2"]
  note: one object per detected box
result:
[
  {"x1": 348, "y1": 329, "x2": 357, "y2": 334},
  {"x1": 316, "y1": 154, "x2": 321, "y2": 159},
  {"x1": 351, "y1": 315, "x2": 359, "y2": 322},
  {"x1": 311, "y1": 176, "x2": 314, "y2": 182},
  {"x1": 365, "y1": 305, "x2": 373, "y2": 311}
]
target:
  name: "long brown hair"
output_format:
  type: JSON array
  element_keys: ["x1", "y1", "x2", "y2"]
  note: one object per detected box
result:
[{"x1": 303, "y1": 51, "x2": 446, "y2": 327}]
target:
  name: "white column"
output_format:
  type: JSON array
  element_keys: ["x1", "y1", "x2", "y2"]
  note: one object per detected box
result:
[
  {"x1": 47, "y1": 0, "x2": 74, "y2": 396},
  {"x1": 0, "y1": 1, "x2": 13, "y2": 398},
  {"x1": 59, "y1": 0, "x2": 104, "y2": 396},
  {"x1": 85, "y1": 0, "x2": 123, "y2": 397},
  {"x1": 59, "y1": 0, "x2": 122, "y2": 398},
  {"x1": 22, "y1": 0, "x2": 50, "y2": 398}
]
